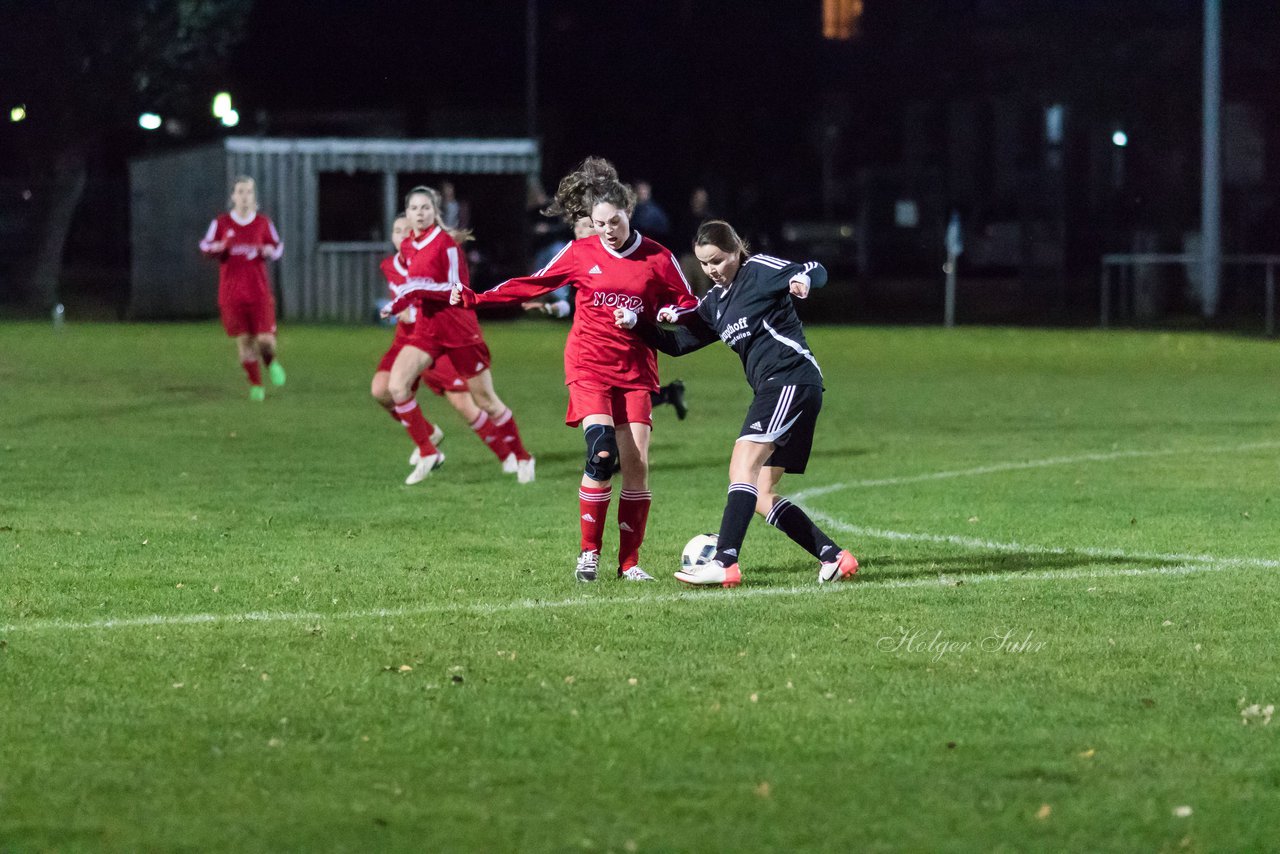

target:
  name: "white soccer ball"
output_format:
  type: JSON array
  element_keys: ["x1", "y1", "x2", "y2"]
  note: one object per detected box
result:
[{"x1": 681, "y1": 533, "x2": 718, "y2": 570}]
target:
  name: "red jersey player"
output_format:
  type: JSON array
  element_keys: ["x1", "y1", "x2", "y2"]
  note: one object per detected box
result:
[
  {"x1": 452, "y1": 157, "x2": 698, "y2": 582},
  {"x1": 382, "y1": 186, "x2": 534, "y2": 485},
  {"x1": 198, "y1": 176, "x2": 286, "y2": 401},
  {"x1": 372, "y1": 213, "x2": 526, "y2": 477}
]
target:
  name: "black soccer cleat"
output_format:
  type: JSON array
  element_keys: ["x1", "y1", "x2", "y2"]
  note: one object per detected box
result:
[{"x1": 665, "y1": 380, "x2": 688, "y2": 420}]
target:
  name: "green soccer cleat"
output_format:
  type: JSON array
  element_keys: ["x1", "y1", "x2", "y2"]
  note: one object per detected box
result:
[
  {"x1": 268, "y1": 361, "x2": 286, "y2": 387},
  {"x1": 249, "y1": 385, "x2": 266, "y2": 402}
]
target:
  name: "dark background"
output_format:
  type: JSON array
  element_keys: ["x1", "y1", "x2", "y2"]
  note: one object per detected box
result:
[{"x1": 2, "y1": 0, "x2": 1278, "y2": 323}]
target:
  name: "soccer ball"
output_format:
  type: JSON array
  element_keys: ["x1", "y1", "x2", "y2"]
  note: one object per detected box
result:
[{"x1": 681, "y1": 533, "x2": 718, "y2": 570}]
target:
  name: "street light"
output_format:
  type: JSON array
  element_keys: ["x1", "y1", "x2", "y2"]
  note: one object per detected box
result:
[
  {"x1": 212, "y1": 92, "x2": 232, "y2": 119},
  {"x1": 220, "y1": 109, "x2": 240, "y2": 128},
  {"x1": 138, "y1": 112, "x2": 162, "y2": 131},
  {"x1": 10, "y1": 104, "x2": 26, "y2": 122},
  {"x1": 1111, "y1": 130, "x2": 1128, "y2": 147}
]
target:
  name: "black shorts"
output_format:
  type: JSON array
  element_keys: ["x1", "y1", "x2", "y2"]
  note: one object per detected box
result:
[{"x1": 737, "y1": 383, "x2": 823, "y2": 474}]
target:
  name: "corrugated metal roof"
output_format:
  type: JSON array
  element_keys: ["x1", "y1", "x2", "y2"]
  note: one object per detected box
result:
[{"x1": 223, "y1": 137, "x2": 539, "y2": 173}]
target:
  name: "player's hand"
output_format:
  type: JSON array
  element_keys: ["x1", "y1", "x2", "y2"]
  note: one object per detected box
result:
[
  {"x1": 656, "y1": 305, "x2": 679, "y2": 323},
  {"x1": 788, "y1": 273, "x2": 811, "y2": 299},
  {"x1": 450, "y1": 283, "x2": 477, "y2": 308},
  {"x1": 614, "y1": 307, "x2": 638, "y2": 329},
  {"x1": 522, "y1": 301, "x2": 545, "y2": 313},
  {"x1": 450, "y1": 283, "x2": 464, "y2": 306},
  {"x1": 380, "y1": 304, "x2": 394, "y2": 319}
]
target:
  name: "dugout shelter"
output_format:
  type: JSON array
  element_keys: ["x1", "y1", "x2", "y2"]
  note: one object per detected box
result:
[{"x1": 129, "y1": 137, "x2": 540, "y2": 322}]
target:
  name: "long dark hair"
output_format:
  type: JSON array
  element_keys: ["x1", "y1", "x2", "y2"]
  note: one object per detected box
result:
[
  {"x1": 693, "y1": 220, "x2": 750, "y2": 264},
  {"x1": 543, "y1": 157, "x2": 637, "y2": 224}
]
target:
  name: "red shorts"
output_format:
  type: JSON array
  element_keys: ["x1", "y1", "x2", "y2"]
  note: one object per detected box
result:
[
  {"x1": 420, "y1": 353, "x2": 470, "y2": 396},
  {"x1": 220, "y1": 295, "x2": 276, "y2": 337},
  {"x1": 376, "y1": 338, "x2": 471, "y2": 397},
  {"x1": 565, "y1": 379, "x2": 653, "y2": 428}
]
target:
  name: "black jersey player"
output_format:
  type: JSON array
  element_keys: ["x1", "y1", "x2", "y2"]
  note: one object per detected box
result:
[{"x1": 617, "y1": 220, "x2": 859, "y2": 587}]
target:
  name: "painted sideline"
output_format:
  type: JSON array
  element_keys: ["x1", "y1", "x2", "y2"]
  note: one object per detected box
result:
[
  {"x1": 0, "y1": 560, "x2": 1229, "y2": 634},
  {"x1": 792, "y1": 440, "x2": 1280, "y2": 501}
]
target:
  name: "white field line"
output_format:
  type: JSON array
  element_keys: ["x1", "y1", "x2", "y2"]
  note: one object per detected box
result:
[
  {"x1": 801, "y1": 510, "x2": 1280, "y2": 571},
  {"x1": 792, "y1": 440, "x2": 1280, "y2": 501},
  {"x1": 5, "y1": 442, "x2": 1276, "y2": 635},
  {"x1": 0, "y1": 560, "x2": 1237, "y2": 635}
]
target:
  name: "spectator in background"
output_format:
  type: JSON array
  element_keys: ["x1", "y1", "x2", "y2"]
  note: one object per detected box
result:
[
  {"x1": 439, "y1": 181, "x2": 470, "y2": 231},
  {"x1": 630, "y1": 180, "x2": 671, "y2": 243},
  {"x1": 526, "y1": 177, "x2": 572, "y2": 273},
  {"x1": 678, "y1": 186, "x2": 718, "y2": 295}
]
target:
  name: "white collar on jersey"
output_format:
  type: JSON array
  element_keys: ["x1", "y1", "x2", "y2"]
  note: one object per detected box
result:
[
  {"x1": 229, "y1": 209, "x2": 258, "y2": 226},
  {"x1": 599, "y1": 229, "x2": 642, "y2": 259},
  {"x1": 393, "y1": 253, "x2": 409, "y2": 276},
  {"x1": 411, "y1": 226, "x2": 442, "y2": 250}
]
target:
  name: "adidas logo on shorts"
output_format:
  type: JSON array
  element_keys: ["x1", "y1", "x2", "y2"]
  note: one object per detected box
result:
[{"x1": 749, "y1": 421, "x2": 764, "y2": 431}]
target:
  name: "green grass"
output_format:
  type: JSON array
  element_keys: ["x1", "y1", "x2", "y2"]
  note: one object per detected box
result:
[{"x1": 2, "y1": 320, "x2": 1279, "y2": 852}]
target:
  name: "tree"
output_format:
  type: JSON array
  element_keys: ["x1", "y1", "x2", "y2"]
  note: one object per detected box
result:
[{"x1": 1, "y1": 0, "x2": 252, "y2": 312}]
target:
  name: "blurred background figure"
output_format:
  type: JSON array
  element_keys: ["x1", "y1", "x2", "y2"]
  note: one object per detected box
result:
[
  {"x1": 439, "y1": 181, "x2": 470, "y2": 231},
  {"x1": 630, "y1": 180, "x2": 671, "y2": 244},
  {"x1": 678, "y1": 187, "x2": 718, "y2": 295}
]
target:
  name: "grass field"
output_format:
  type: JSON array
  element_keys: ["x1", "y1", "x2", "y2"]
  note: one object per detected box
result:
[{"x1": 2, "y1": 319, "x2": 1279, "y2": 852}]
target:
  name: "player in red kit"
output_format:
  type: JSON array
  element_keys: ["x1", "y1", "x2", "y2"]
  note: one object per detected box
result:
[
  {"x1": 383, "y1": 186, "x2": 535, "y2": 485},
  {"x1": 372, "y1": 213, "x2": 526, "y2": 476},
  {"x1": 198, "y1": 176, "x2": 286, "y2": 401},
  {"x1": 451, "y1": 157, "x2": 699, "y2": 582}
]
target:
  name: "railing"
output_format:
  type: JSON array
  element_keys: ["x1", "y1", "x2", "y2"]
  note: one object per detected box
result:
[
  {"x1": 1100, "y1": 253, "x2": 1279, "y2": 335},
  {"x1": 312, "y1": 242, "x2": 389, "y2": 323}
]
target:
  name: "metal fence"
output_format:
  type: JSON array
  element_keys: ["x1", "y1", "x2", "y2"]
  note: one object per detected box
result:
[
  {"x1": 1100, "y1": 253, "x2": 1279, "y2": 335},
  {"x1": 314, "y1": 243, "x2": 388, "y2": 324}
]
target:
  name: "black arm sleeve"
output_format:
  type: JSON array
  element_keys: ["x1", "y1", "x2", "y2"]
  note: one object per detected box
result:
[
  {"x1": 633, "y1": 314, "x2": 719, "y2": 357},
  {"x1": 786, "y1": 261, "x2": 828, "y2": 289}
]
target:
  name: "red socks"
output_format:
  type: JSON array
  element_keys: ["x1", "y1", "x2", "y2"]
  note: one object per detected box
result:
[
  {"x1": 393, "y1": 398, "x2": 439, "y2": 455},
  {"x1": 493, "y1": 408, "x2": 531, "y2": 461},
  {"x1": 617, "y1": 489, "x2": 652, "y2": 571},
  {"x1": 469, "y1": 412, "x2": 508, "y2": 462},
  {"x1": 241, "y1": 359, "x2": 262, "y2": 387},
  {"x1": 579, "y1": 485, "x2": 612, "y2": 553}
]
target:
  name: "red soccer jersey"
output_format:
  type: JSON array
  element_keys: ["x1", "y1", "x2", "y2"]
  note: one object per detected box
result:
[
  {"x1": 393, "y1": 226, "x2": 483, "y2": 349},
  {"x1": 380, "y1": 252, "x2": 417, "y2": 329},
  {"x1": 199, "y1": 211, "x2": 282, "y2": 303},
  {"x1": 473, "y1": 231, "x2": 697, "y2": 390}
]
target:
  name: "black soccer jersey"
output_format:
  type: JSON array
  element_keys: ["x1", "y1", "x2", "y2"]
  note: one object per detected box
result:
[{"x1": 639, "y1": 254, "x2": 828, "y2": 393}]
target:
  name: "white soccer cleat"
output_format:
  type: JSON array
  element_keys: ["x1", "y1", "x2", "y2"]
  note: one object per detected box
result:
[
  {"x1": 404, "y1": 451, "x2": 445, "y2": 485},
  {"x1": 619, "y1": 566, "x2": 654, "y2": 581},
  {"x1": 517, "y1": 456, "x2": 536, "y2": 484},
  {"x1": 674, "y1": 559, "x2": 741, "y2": 588},
  {"x1": 575, "y1": 549, "x2": 599, "y2": 582},
  {"x1": 408, "y1": 426, "x2": 445, "y2": 466},
  {"x1": 818, "y1": 549, "x2": 859, "y2": 583},
  {"x1": 501, "y1": 453, "x2": 519, "y2": 474}
]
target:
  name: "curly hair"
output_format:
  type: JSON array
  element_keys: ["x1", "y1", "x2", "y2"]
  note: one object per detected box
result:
[
  {"x1": 403, "y1": 185, "x2": 474, "y2": 244},
  {"x1": 543, "y1": 157, "x2": 637, "y2": 225}
]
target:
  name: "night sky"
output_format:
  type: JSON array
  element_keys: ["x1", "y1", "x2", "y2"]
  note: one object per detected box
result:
[{"x1": 229, "y1": 0, "x2": 830, "y2": 204}]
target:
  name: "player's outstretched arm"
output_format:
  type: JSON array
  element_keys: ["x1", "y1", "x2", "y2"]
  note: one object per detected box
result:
[{"x1": 632, "y1": 314, "x2": 717, "y2": 357}]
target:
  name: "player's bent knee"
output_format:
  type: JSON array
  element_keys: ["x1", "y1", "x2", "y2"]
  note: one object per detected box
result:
[{"x1": 583, "y1": 424, "x2": 620, "y2": 481}]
